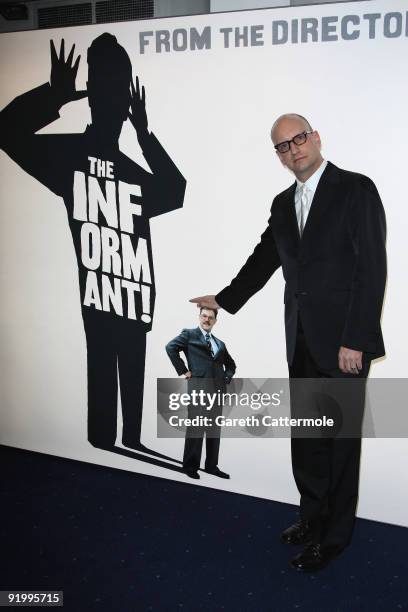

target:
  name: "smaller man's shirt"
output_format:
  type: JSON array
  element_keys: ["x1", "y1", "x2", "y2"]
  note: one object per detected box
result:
[
  {"x1": 294, "y1": 160, "x2": 328, "y2": 231},
  {"x1": 199, "y1": 326, "x2": 218, "y2": 356}
]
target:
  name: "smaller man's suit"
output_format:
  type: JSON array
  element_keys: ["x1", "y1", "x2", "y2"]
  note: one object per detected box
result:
[{"x1": 166, "y1": 327, "x2": 236, "y2": 473}]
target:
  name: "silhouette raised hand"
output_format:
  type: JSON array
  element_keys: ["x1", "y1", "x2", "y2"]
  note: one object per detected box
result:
[
  {"x1": 129, "y1": 76, "x2": 149, "y2": 142},
  {"x1": 50, "y1": 39, "x2": 87, "y2": 107}
]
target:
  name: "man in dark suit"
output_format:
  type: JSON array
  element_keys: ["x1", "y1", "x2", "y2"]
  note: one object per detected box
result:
[
  {"x1": 166, "y1": 308, "x2": 236, "y2": 480},
  {"x1": 190, "y1": 114, "x2": 386, "y2": 571}
]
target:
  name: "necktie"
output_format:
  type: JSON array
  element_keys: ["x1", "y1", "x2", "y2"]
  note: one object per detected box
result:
[
  {"x1": 205, "y1": 333, "x2": 214, "y2": 358},
  {"x1": 299, "y1": 183, "x2": 309, "y2": 237}
]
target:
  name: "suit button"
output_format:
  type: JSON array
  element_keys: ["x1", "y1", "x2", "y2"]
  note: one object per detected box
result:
[{"x1": 299, "y1": 291, "x2": 308, "y2": 296}]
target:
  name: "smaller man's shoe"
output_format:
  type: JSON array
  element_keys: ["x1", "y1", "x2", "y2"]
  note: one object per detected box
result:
[
  {"x1": 183, "y1": 469, "x2": 200, "y2": 480},
  {"x1": 281, "y1": 520, "x2": 313, "y2": 545},
  {"x1": 290, "y1": 543, "x2": 341, "y2": 572},
  {"x1": 204, "y1": 467, "x2": 230, "y2": 479}
]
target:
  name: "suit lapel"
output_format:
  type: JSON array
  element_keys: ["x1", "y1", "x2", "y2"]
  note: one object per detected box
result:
[
  {"x1": 301, "y1": 162, "x2": 339, "y2": 243},
  {"x1": 195, "y1": 327, "x2": 206, "y2": 347},
  {"x1": 280, "y1": 182, "x2": 300, "y2": 246}
]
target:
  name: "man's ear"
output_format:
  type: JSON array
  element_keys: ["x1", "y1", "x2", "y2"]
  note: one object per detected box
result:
[{"x1": 312, "y1": 130, "x2": 322, "y2": 149}]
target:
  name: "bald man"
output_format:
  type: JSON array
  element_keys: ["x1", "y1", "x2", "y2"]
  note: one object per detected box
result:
[{"x1": 191, "y1": 114, "x2": 386, "y2": 572}]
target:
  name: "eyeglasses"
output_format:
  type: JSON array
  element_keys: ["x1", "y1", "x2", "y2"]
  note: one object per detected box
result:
[
  {"x1": 274, "y1": 131, "x2": 313, "y2": 154},
  {"x1": 200, "y1": 314, "x2": 215, "y2": 321}
]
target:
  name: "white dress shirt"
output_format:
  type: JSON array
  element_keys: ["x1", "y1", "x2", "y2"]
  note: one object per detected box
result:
[{"x1": 294, "y1": 160, "x2": 328, "y2": 232}]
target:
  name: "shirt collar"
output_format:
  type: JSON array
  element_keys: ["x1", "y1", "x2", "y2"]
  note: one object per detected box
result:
[
  {"x1": 296, "y1": 159, "x2": 327, "y2": 193},
  {"x1": 199, "y1": 326, "x2": 211, "y2": 338}
]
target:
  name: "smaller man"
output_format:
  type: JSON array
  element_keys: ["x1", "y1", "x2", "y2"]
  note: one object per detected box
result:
[{"x1": 166, "y1": 308, "x2": 236, "y2": 480}]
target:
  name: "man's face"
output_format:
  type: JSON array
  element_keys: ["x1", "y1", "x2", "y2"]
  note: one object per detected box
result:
[
  {"x1": 271, "y1": 116, "x2": 323, "y2": 182},
  {"x1": 199, "y1": 309, "x2": 217, "y2": 333}
]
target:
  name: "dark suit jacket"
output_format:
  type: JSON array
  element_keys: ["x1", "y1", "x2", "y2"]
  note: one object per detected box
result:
[
  {"x1": 216, "y1": 162, "x2": 387, "y2": 369},
  {"x1": 166, "y1": 327, "x2": 236, "y2": 383}
]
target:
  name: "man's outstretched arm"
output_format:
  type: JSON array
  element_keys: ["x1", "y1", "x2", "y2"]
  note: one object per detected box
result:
[{"x1": 191, "y1": 210, "x2": 281, "y2": 314}]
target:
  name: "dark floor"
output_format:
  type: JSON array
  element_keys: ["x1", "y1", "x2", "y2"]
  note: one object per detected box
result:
[{"x1": 1, "y1": 445, "x2": 407, "y2": 611}]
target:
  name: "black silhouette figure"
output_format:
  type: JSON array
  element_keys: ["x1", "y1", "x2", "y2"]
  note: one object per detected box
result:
[{"x1": 0, "y1": 34, "x2": 186, "y2": 451}]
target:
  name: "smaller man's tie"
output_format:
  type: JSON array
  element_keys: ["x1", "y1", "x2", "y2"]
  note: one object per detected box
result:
[
  {"x1": 299, "y1": 183, "x2": 309, "y2": 237},
  {"x1": 205, "y1": 333, "x2": 215, "y2": 358}
]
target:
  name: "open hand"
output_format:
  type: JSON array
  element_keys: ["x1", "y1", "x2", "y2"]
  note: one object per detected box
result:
[
  {"x1": 189, "y1": 295, "x2": 220, "y2": 310},
  {"x1": 129, "y1": 76, "x2": 148, "y2": 141},
  {"x1": 50, "y1": 39, "x2": 87, "y2": 107}
]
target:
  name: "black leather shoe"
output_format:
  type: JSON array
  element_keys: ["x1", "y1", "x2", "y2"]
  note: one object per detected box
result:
[
  {"x1": 290, "y1": 543, "x2": 341, "y2": 572},
  {"x1": 204, "y1": 467, "x2": 230, "y2": 479},
  {"x1": 281, "y1": 520, "x2": 313, "y2": 545},
  {"x1": 184, "y1": 469, "x2": 200, "y2": 479}
]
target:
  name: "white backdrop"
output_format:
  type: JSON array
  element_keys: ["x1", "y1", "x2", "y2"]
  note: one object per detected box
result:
[{"x1": 1, "y1": 0, "x2": 407, "y2": 526}]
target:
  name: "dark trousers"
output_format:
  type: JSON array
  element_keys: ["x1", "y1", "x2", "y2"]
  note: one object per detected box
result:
[
  {"x1": 183, "y1": 426, "x2": 221, "y2": 472},
  {"x1": 83, "y1": 310, "x2": 147, "y2": 449},
  {"x1": 183, "y1": 379, "x2": 223, "y2": 472},
  {"x1": 289, "y1": 320, "x2": 370, "y2": 551}
]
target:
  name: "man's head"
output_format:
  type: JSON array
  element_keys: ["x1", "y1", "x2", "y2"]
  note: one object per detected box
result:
[
  {"x1": 87, "y1": 33, "x2": 132, "y2": 130},
  {"x1": 271, "y1": 114, "x2": 323, "y2": 183},
  {"x1": 199, "y1": 307, "x2": 217, "y2": 333}
]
